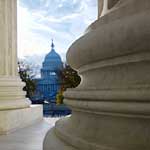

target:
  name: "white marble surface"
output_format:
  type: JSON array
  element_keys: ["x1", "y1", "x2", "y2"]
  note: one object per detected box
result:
[{"x1": 0, "y1": 118, "x2": 59, "y2": 150}]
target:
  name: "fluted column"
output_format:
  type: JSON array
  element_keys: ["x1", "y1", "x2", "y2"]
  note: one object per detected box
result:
[
  {"x1": 0, "y1": 0, "x2": 30, "y2": 110},
  {"x1": 44, "y1": 0, "x2": 150, "y2": 149},
  {"x1": 0, "y1": 0, "x2": 18, "y2": 76},
  {"x1": 0, "y1": 0, "x2": 42, "y2": 135}
]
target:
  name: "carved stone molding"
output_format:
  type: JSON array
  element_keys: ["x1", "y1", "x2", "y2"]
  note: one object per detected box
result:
[{"x1": 44, "y1": 0, "x2": 150, "y2": 149}]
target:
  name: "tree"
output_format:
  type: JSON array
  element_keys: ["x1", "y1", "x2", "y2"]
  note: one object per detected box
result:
[
  {"x1": 56, "y1": 64, "x2": 81, "y2": 104},
  {"x1": 18, "y1": 61, "x2": 36, "y2": 99},
  {"x1": 56, "y1": 90, "x2": 64, "y2": 105},
  {"x1": 60, "y1": 64, "x2": 81, "y2": 90}
]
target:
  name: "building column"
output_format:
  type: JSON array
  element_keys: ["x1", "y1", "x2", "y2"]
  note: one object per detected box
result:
[
  {"x1": 44, "y1": 0, "x2": 150, "y2": 149},
  {"x1": 0, "y1": 0, "x2": 42, "y2": 134},
  {"x1": 99, "y1": 0, "x2": 120, "y2": 17}
]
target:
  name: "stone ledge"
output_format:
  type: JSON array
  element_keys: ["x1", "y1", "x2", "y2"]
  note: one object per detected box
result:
[{"x1": 0, "y1": 105, "x2": 43, "y2": 134}]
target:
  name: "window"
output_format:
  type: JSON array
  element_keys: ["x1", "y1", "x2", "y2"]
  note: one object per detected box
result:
[{"x1": 50, "y1": 72, "x2": 56, "y2": 75}]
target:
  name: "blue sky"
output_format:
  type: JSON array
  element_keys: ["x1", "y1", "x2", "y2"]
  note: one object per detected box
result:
[{"x1": 17, "y1": 0, "x2": 97, "y2": 61}]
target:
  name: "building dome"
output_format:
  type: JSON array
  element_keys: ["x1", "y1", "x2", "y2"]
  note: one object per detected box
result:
[
  {"x1": 45, "y1": 50, "x2": 61, "y2": 62},
  {"x1": 45, "y1": 40, "x2": 62, "y2": 62},
  {"x1": 34, "y1": 40, "x2": 63, "y2": 102},
  {"x1": 42, "y1": 40, "x2": 63, "y2": 71}
]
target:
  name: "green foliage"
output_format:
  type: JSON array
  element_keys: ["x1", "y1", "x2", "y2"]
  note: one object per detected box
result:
[
  {"x1": 56, "y1": 64, "x2": 81, "y2": 105},
  {"x1": 18, "y1": 61, "x2": 36, "y2": 99},
  {"x1": 59, "y1": 64, "x2": 81, "y2": 90},
  {"x1": 56, "y1": 90, "x2": 64, "y2": 104}
]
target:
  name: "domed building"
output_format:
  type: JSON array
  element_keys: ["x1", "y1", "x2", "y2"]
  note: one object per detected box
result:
[{"x1": 34, "y1": 40, "x2": 63, "y2": 103}]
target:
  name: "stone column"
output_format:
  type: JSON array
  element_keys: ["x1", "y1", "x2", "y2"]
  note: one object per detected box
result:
[
  {"x1": 0, "y1": 0, "x2": 30, "y2": 109},
  {"x1": 0, "y1": 0, "x2": 42, "y2": 134},
  {"x1": 99, "y1": 0, "x2": 120, "y2": 17},
  {"x1": 44, "y1": 0, "x2": 150, "y2": 149}
]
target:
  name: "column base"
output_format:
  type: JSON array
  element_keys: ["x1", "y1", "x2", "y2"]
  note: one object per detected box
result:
[
  {"x1": 44, "y1": 127, "x2": 77, "y2": 150},
  {"x1": 0, "y1": 105, "x2": 43, "y2": 134}
]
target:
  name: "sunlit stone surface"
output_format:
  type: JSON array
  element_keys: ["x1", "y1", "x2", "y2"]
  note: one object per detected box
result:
[{"x1": 0, "y1": 118, "x2": 59, "y2": 150}]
